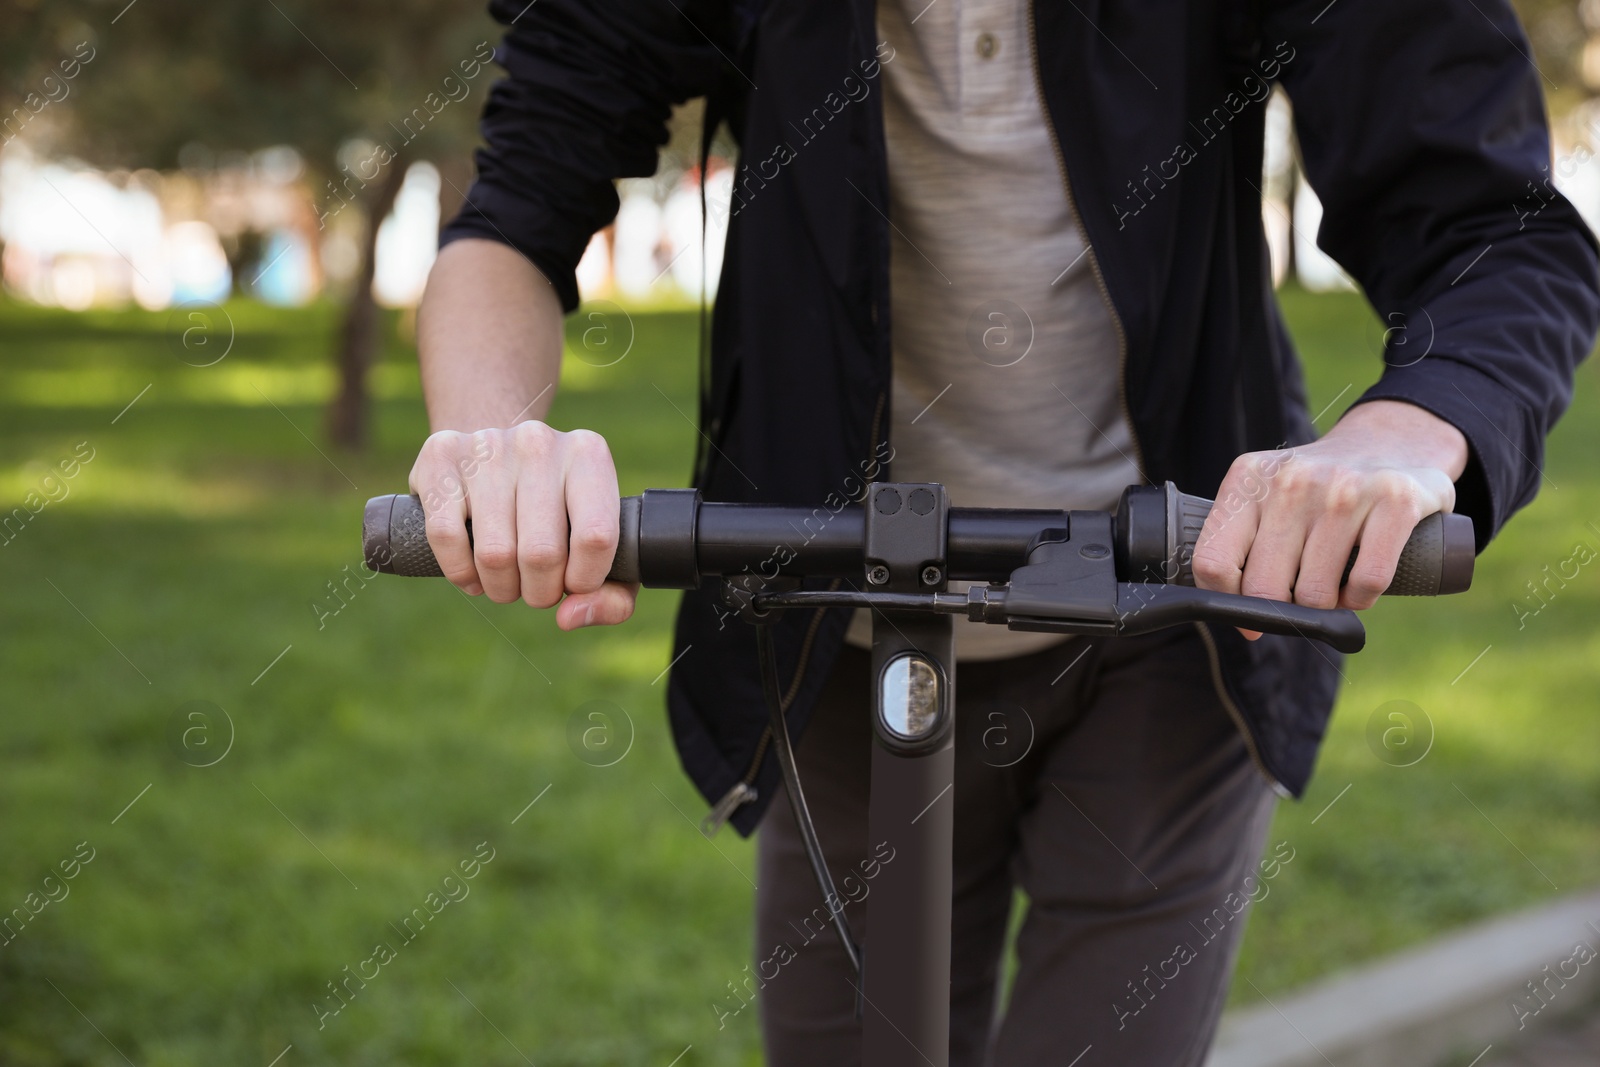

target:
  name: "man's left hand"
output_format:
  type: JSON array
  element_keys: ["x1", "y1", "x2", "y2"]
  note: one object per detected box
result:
[{"x1": 1191, "y1": 400, "x2": 1470, "y2": 635}]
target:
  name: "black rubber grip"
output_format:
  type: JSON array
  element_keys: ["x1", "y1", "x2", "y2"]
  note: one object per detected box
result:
[
  {"x1": 363, "y1": 493, "x2": 642, "y2": 583},
  {"x1": 1159, "y1": 487, "x2": 1475, "y2": 597}
]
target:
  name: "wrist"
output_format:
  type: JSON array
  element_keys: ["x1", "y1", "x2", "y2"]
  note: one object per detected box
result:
[
  {"x1": 1330, "y1": 399, "x2": 1470, "y2": 480},
  {"x1": 418, "y1": 239, "x2": 564, "y2": 433}
]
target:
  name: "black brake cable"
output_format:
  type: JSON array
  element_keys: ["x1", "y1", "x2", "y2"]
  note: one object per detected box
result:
[{"x1": 755, "y1": 624, "x2": 863, "y2": 980}]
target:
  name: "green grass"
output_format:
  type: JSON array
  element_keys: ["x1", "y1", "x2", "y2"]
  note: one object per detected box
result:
[{"x1": 0, "y1": 287, "x2": 1596, "y2": 1063}]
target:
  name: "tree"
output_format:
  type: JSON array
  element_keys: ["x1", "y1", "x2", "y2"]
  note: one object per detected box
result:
[{"x1": 1, "y1": 0, "x2": 498, "y2": 449}]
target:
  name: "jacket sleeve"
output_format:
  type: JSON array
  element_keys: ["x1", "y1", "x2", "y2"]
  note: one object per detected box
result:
[
  {"x1": 440, "y1": 0, "x2": 734, "y2": 312},
  {"x1": 1264, "y1": 0, "x2": 1600, "y2": 549}
]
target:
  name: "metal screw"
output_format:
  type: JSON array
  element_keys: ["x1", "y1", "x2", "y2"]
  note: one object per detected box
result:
[
  {"x1": 867, "y1": 564, "x2": 891, "y2": 586},
  {"x1": 920, "y1": 565, "x2": 942, "y2": 587}
]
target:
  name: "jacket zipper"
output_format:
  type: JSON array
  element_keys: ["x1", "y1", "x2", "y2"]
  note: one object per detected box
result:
[
  {"x1": 1194, "y1": 622, "x2": 1290, "y2": 796},
  {"x1": 701, "y1": 390, "x2": 889, "y2": 837},
  {"x1": 1025, "y1": 1, "x2": 1283, "y2": 793}
]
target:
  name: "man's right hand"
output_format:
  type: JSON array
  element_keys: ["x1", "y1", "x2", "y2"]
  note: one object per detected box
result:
[{"x1": 407, "y1": 422, "x2": 638, "y2": 629}]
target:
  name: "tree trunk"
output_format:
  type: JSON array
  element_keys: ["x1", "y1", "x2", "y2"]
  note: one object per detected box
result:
[{"x1": 327, "y1": 161, "x2": 408, "y2": 450}]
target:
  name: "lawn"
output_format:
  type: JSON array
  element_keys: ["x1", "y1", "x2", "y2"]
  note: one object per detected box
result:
[{"x1": 0, "y1": 288, "x2": 1595, "y2": 1065}]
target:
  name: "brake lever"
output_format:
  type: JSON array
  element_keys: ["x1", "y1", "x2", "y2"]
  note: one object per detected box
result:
[
  {"x1": 1004, "y1": 583, "x2": 1365, "y2": 653},
  {"x1": 996, "y1": 512, "x2": 1366, "y2": 653},
  {"x1": 1115, "y1": 584, "x2": 1363, "y2": 652}
]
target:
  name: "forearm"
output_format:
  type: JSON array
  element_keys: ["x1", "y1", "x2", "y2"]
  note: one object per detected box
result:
[{"x1": 417, "y1": 238, "x2": 565, "y2": 432}]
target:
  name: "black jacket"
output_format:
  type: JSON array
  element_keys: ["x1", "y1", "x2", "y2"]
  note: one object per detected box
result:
[{"x1": 443, "y1": 0, "x2": 1600, "y2": 835}]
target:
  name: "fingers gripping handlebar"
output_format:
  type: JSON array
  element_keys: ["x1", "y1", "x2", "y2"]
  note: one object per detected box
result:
[
  {"x1": 363, "y1": 483, "x2": 1473, "y2": 653},
  {"x1": 1114, "y1": 483, "x2": 1475, "y2": 597},
  {"x1": 364, "y1": 482, "x2": 1474, "y2": 597},
  {"x1": 361, "y1": 492, "x2": 647, "y2": 583}
]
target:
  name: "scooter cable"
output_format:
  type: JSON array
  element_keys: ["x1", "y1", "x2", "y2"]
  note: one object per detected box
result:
[{"x1": 755, "y1": 623, "x2": 863, "y2": 980}]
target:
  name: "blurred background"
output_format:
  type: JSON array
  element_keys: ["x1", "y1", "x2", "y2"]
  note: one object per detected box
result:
[{"x1": 1, "y1": 1, "x2": 1598, "y2": 1065}]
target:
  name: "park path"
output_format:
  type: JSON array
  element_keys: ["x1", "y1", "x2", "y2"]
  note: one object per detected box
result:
[{"x1": 1475, "y1": 1007, "x2": 1600, "y2": 1067}]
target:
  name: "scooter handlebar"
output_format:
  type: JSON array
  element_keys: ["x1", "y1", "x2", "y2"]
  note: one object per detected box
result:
[{"x1": 363, "y1": 483, "x2": 1474, "y2": 597}]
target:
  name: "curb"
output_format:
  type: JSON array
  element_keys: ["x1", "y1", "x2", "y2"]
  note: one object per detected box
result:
[{"x1": 1206, "y1": 889, "x2": 1600, "y2": 1067}]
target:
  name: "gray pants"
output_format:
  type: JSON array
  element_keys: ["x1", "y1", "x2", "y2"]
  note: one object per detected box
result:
[{"x1": 755, "y1": 625, "x2": 1280, "y2": 1066}]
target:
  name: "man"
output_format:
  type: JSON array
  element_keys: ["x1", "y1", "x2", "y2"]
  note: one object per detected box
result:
[{"x1": 407, "y1": 0, "x2": 1599, "y2": 1061}]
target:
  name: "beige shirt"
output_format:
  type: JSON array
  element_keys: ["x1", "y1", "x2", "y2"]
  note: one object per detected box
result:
[{"x1": 843, "y1": 0, "x2": 1142, "y2": 660}]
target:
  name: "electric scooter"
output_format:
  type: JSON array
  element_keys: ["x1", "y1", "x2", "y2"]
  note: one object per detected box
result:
[{"x1": 361, "y1": 481, "x2": 1473, "y2": 1066}]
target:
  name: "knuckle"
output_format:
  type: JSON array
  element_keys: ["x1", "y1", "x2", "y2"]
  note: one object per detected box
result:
[
  {"x1": 512, "y1": 420, "x2": 554, "y2": 456},
  {"x1": 522, "y1": 585, "x2": 562, "y2": 609},
  {"x1": 456, "y1": 431, "x2": 499, "y2": 473},
  {"x1": 1324, "y1": 474, "x2": 1363, "y2": 513},
  {"x1": 475, "y1": 542, "x2": 517, "y2": 572},
  {"x1": 1347, "y1": 566, "x2": 1391, "y2": 600},
  {"x1": 518, "y1": 540, "x2": 566, "y2": 573},
  {"x1": 1226, "y1": 452, "x2": 1265, "y2": 488},
  {"x1": 571, "y1": 519, "x2": 617, "y2": 555},
  {"x1": 1276, "y1": 464, "x2": 1310, "y2": 499},
  {"x1": 1294, "y1": 579, "x2": 1338, "y2": 609},
  {"x1": 426, "y1": 527, "x2": 470, "y2": 553},
  {"x1": 1239, "y1": 573, "x2": 1277, "y2": 599},
  {"x1": 1374, "y1": 470, "x2": 1423, "y2": 512},
  {"x1": 424, "y1": 515, "x2": 466, "y2": 543},
  {"x1": 1190, "y1": 550, "x2": 1236, "y2": 587},
  {"x1": 442, "y1": 567, "x2": 479, "y2": 590},
  {"x1": 566, "y1": 427, "x2": 610, "y2": 456},
  {"x1": 1247, "y1": 448, "x2": 1291, "y2": 485},
  {"x1": 422, "y1": 428, "x2": 468, "y2": 458},
  {"x1": 1369, "y1": 468, "x2": 1406, "y2": 494},
  {"x1": 1234, "y1": 450, "x2": 1268, "y2": 474}
]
